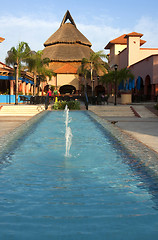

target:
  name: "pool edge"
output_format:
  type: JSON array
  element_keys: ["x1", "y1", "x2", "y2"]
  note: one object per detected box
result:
[
  {"x1": 0, "y1": 111, "x2": 49, "y2": 157},
  {"x1": 88, "y1": 110, "x2": 158, "y2": 178}
]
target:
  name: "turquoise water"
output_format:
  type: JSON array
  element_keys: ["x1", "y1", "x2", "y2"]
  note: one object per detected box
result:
[{"x1": 0, "y1": 111, "x2": 158, "y2": 239}]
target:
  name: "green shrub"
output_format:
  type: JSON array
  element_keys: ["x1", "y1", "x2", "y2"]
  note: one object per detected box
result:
[
  {"x1": 52, "y1": 100, "x2": 80, "y2": 110},
  {"x1": 155, "y1": 103, "x2": 158, "y2": 110},
  {"x1": 67, "y1": 100, "x2": 80, "y2": 110}
]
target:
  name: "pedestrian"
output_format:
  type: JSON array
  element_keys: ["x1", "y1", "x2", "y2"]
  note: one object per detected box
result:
[{"x1": 47, "y1": 88, "x2": 52, "y2": 102}]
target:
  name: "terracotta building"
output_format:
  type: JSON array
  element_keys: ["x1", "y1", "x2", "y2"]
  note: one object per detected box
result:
[{"x1": 105, "y1": 32, "x2": 158, "y2": 100}]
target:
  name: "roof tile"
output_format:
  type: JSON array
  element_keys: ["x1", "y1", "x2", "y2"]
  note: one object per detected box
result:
[
  {"x1": 105, "y1": 32, "x2": 146, "y2": 49},
  {"x1": 54, "y1": 63, "x2": 77, "y2": 74}
]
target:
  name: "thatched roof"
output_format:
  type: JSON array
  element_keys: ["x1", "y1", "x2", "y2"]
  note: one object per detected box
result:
[
  {"x1": 43, "y1": 43, "x2": 93, "y2": 62},
  {"x1": 44, "y1": 22, "x2": 91, "y2": 47},
  {"x1": 60, "y1": 10, "x2": 76, "y2": 28},
  {"x1": 43, "y1": 10, "x2": 93, "y2": 62}
]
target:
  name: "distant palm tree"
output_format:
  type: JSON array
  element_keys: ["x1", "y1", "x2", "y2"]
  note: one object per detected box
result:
[
  {"x1": 78, "y1": 51, "x2": 108, "y2": 96},
  {"x1": 100, "y1": 67, "x2": 134, "y2": 104},
  {"x1": 5, "y1": 42, "x2": 31, "y2": 103},
  {"x1": 26, "y1": 51, "x2": 54, "y2": 95},
  {"x1": 77, "y1": 58, "x2": 90, "y2": 95},
  {"x1": 100, "y1": 67, "x2": 134, "y2": 86},
  {"x1": 89, "y1": 50, "x2": 107, "y2": 96}
]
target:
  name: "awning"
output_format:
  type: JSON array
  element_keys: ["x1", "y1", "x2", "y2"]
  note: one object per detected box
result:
[
  {"x1": 0, "y1": 75, "x2": 34, "y2": 85},
  {"x1": 0, "y1": 76, "x2": 14, "y2": 80},
  {"x1": 20, "y1": 77, "x2": 34, "y2": 85}
]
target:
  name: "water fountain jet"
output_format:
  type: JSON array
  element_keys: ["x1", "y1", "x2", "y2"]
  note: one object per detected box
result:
[{"x1": 64, "y1": 105, "x2": 72, "y2": 157}]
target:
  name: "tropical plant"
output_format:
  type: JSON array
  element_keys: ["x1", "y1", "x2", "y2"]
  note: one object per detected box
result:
[
  {"x1": 155, "y1": 103, "x2": 158, "y2": 110},
  {"x1": 118, "y1": 68, "x2": 135, "y2": 86},
  {"x1": 53, "y1": 100, "x2": 80, "y2": 110},
  {"x1": 77, "y1": 58, "x2": 90, "y2": 95},
  {"x1": 26, "y1": 50, "x2": 55, "y2": 95},
  {"x1": 100, "y1": 67, "x2": 134, "y2": 105},
  {"x1": 5, "y1": 41, "x2": 31, "y2": 103},
  {"x1": 89, "y1": 50, "x2": 107, "y2": 76},
  {"x1": 100, "y1": 67, "x2": 134, "y2": 89},
  {"x1": 78, "y1": 51, "x2": 108, "y2": 96},
  {"x1": 89, "y1": 50, "x2": 107, "y2": 96}
]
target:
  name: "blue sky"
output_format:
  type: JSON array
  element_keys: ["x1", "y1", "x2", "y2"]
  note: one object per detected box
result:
[{"x1": 0, "y1": 0, "x2": 158, "y2": 62}]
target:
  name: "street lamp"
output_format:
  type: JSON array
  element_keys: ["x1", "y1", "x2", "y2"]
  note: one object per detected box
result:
[
  {"x1": 14, "y1": 62, "x2": 18, "y2": 105},
  {"x1": 97, "y1": 76, "x2": 99, "y2": 84},
  {"x1": 114, "y1": 64, "x2": 118, "y2": 105}
]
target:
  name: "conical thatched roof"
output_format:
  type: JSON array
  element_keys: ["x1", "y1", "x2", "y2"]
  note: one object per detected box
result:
[
  {"x1": 43, "y1": 10, "x2": 93, "y2": 62},
  {"x1": 44, "y1": 22, "x2": 91, "y2": 47}
]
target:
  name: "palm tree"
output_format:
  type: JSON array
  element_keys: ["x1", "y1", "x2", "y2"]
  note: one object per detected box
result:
[
  {"x1": 89, "y1": 50, "x2": 107, "y2": 96},
  {"x1": 26, "y1": 51, "x2": 54, "y2": 96},
  {"x1": 100, "y1": 67, "x2": 134, "y2": 105},
  {"x1": 77, "y1": 58, "x2": 90, "y2": 95},
  {"x1": 5, "y1": 42, "x2": 31, "y2": 104}
]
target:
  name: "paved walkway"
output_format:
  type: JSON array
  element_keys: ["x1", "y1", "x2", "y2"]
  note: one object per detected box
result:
[
  {"x1": 0, "y1": 104, "x2": 45, "y2": 138},
  {"x1": 0, "y1": 116, "x2": 32, "y2": 138},
  {"x1": 89, "y1": 104, "x2": 158, "y2": 154}
]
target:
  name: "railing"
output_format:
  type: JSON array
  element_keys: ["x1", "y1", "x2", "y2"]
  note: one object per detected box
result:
[
  {"x1": 85, "y1": 92, "x2": 88, "y2": 110},
  {"x1": 0, "y1": 95, "x2": 31, "y2": 104}
]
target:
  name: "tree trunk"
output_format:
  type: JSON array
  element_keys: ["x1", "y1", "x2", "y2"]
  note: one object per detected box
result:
[
  {"x1": 15, "y1": 65, "x2": 19, "y2": 104},
  {"x1": 91, "y1": 62, "x2": 94, "y2": 96},
  {"x1": 33, "y1": 73, "x2": 37, "y2": 96}
]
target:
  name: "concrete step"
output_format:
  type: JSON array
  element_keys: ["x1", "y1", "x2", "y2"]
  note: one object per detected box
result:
[
  {"x1": 0, "y1": 105, "x2": 45, "y2": 116},
  {"x1": 89, "y1": 105, "x2": 135, "y2": 117},
  {"x1": 132, "y1": 106, "x2": 157, "y2": 118}
]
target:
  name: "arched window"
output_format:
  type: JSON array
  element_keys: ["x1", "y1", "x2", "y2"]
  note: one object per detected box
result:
[{"x1": 145, "y1": 75, "x2": 152, "y2": 100}]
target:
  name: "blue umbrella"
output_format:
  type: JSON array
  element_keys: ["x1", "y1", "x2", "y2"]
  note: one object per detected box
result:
[
  {"x1": 132, "y1": 79, "x2": 135, "y2": 89},
  {"x1": 136, "y1": 76, "x2": 141, "y2": 90},
  {"x1": 118, "y1": 80, "x2": 124, "y2": 90},
  {"x1": 129, "y1": 79, "x2": 132, "y2": 90},
  {"x1": 125, "y1": 81, "x2": 128, "y2": 90}
]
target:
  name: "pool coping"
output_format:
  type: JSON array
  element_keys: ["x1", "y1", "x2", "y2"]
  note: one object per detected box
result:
[{"x1": 88, "y1": 111, "x2": 158, "y2": 178}]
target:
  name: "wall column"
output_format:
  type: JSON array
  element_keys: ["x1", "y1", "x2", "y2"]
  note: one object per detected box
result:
[
  {"x1": 10, "y1": 80, "x2": 14, "y2": 95},
  {"x1": 155, "y1": 84, "x2": 158, "y2": 95},
  {"x1": 25, "y1": 83, "x2": 29, "y2": 95},
  {"x1": 22, "y1": 82, "x2": 26, "y2": 95},
  {"x1": 151, "y1": 84, "x2": 155, "y2": 99},
  {"x1": 31, "y1": 85, "x2": 34, "y2": 95}
]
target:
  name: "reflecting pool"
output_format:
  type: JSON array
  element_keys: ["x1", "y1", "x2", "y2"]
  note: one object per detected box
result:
[{"x1": 0, "y1": 111, "x2": 158, "y2": 240}]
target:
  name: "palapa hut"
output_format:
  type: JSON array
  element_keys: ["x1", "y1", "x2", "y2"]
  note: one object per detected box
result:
[{"x1": 42, "y1": 10, "x2": 94, "y2": 94}]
